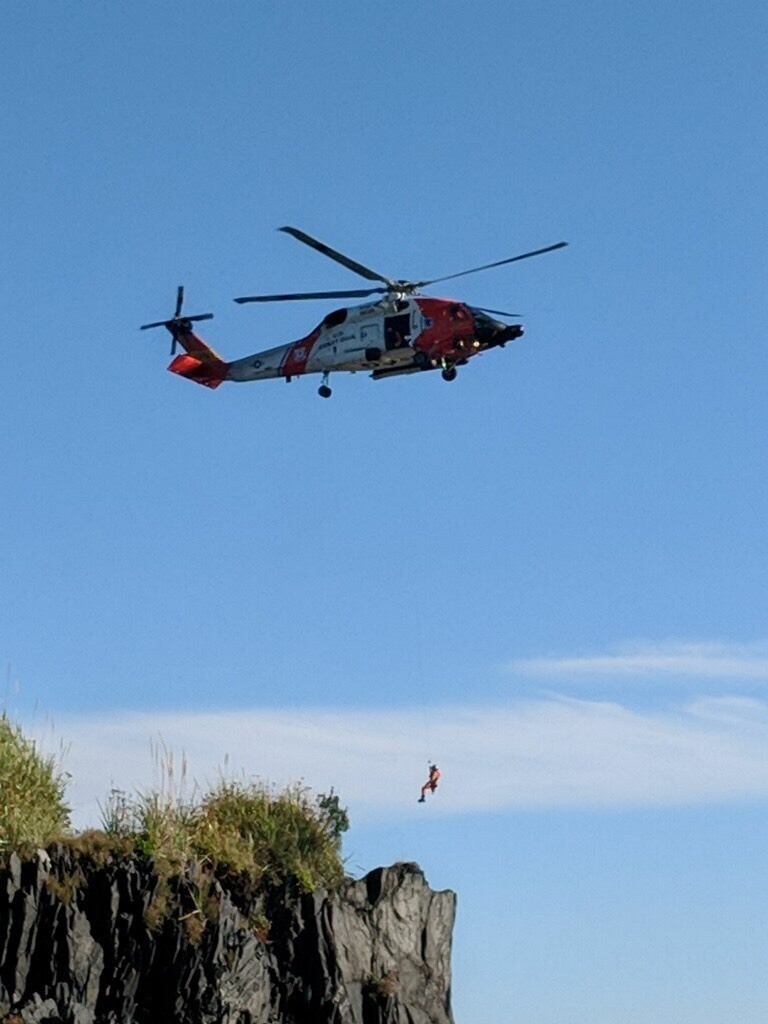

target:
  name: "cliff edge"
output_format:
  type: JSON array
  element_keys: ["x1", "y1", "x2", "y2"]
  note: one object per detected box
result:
[{"x1": 0, "y1": 848, "x2": 455, "y2": 1024}]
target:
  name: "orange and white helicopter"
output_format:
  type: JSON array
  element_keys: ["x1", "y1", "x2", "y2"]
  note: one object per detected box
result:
[{"x1": 141, "y1": 226, "x2": 567, "y2": 398}]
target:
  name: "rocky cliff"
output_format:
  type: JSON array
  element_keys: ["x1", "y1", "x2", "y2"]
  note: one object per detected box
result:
[{"x1": 0, "y1": 847, "x2": 455, "y2": 1024}]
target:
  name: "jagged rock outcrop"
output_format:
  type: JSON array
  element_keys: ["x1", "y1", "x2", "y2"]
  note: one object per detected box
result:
[{"x1": 0, "y1": 848, "x2": 455, "y2": 1024}]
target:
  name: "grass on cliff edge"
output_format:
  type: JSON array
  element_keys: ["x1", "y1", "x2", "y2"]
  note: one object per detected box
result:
[
  {"x1": 99, "y1": 776, "x2": 350, "y2": 892},
  {"x1": 0, "y1": 712, "x2": 71, "y2": 851},
  {"x1": 0, "y1": 716, "x2": 349, "y2": 894}
]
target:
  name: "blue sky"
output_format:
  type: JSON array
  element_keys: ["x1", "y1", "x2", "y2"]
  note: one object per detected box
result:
[{"x1": 2, "y1": 2, "x2": 768, "y2": 1021}]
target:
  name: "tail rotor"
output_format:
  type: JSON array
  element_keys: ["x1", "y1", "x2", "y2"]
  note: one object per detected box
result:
[{"x1": 140, "y1": 286, "x2": 214, "y2": 355}]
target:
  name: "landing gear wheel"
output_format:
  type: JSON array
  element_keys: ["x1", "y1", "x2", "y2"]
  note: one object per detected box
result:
[
  {"x1": 413, "y1": 350, "x2": 429, "y2": 369},
  {"x1": 318, "y1": 384, "x2": 332, "y2": 398},
  {"x1": 441, "y1": 367, "x2": 457, "y2": 382}
]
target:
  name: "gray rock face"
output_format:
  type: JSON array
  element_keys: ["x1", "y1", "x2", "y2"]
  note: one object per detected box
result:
[{"x1": 0, "y1": 850, "x2": 455, "y2": 1024}]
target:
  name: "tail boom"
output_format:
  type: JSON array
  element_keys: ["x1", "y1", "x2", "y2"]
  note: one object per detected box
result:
[{"x1": 167, "y1": 326, "x2": 228, "y2": 389}]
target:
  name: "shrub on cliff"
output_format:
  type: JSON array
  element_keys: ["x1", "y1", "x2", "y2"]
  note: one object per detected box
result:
[
  {"x1": 190, "y1": 780, "x2": 347, "y2": 891},
  {"x1": 0, "y1": 712, "x2": 70, "y2": 851},
  {"x1": 101, "y1": 777, "x2": 349, "y2": 893}
]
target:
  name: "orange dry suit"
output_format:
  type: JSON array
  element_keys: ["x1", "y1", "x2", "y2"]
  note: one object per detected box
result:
[{"x1": 420, "y1": 765, "x2": 441, "y2": 800}]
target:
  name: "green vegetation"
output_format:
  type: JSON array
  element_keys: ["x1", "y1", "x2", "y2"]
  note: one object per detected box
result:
[
  {"x1": 0, "y1": 712, "x2": 70, "y2": 852},
  {"x1": 99, "y1": 777, "x2": 349, "y2": 893},
  {"x1": 0, "y1": 713, "x2": 349, "y2": 910}
]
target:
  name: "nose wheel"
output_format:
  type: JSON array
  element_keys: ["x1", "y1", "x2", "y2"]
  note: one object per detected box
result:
[
  {"x1": 441, "y1": 366, "x2": 457, "y2": 382},
  {"x1": 318, "y1": 372, "x2": 332, "y2": 398}
]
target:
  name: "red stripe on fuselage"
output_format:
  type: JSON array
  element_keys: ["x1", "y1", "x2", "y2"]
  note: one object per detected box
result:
[{"x1": 279, "y1": 329, "x2": 320, "y2": 377}]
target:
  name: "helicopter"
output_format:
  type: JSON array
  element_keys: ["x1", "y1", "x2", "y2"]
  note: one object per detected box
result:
[{"x1": 141, "y1": 226, "x2": 567, "y2": 398}]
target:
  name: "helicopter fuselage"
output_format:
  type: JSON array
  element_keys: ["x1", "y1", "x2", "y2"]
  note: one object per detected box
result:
[{"x1": 217, "y1": 296, "x2": 521, "y2": 385}]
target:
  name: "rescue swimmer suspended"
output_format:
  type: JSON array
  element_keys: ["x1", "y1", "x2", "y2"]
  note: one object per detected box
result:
[
  {"x1": 419, "y1": 764, "x2": 441, "y2": 804},
  {"x1": 141, "y1": 226, "x2": 567, "y2": 398}
]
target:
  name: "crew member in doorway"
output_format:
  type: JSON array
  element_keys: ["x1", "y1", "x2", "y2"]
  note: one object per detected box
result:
[{"x1": 418, "y1": 764, "x2": 440, "y2": 803}]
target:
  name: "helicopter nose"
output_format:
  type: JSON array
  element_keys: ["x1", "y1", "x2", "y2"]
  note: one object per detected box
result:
[
  {"x1": 497, "y1": 323, "x2": 524, "y2": 343},
  {"x1": 470, "y1": 310, "x2": 524, "y2": 348}
]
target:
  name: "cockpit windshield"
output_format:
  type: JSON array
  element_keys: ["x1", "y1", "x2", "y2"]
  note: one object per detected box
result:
[{"x1": 322, "y1": 308, "x2": 348, "y2": 329}]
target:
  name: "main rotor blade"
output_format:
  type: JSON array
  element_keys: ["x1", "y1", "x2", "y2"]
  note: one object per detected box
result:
[
  {"x1": 234, "y1": 287, "x2": 386, "y2": 304},
  {"x1": 416, "y1": 241, "x2": 568, "y2": 288},
  {"x1": 279, "y1": 226, "x2": 396, "y2": 287},
  {"x1": 474, "y1": 306, "x2": 521, "y2": 318}
]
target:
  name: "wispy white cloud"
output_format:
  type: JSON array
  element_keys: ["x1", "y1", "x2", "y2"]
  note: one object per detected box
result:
[
  {"x1": 509, "y1": 640, "x2": 768, "y2": 680},
  {"x1": 35, "y1": 695, "x2": 768, "y2": 829}
]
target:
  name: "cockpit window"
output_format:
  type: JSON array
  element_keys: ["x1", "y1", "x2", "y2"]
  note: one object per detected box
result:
[{"x1": 323, "y1": 308, "x2": 348, "y2": 328}]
